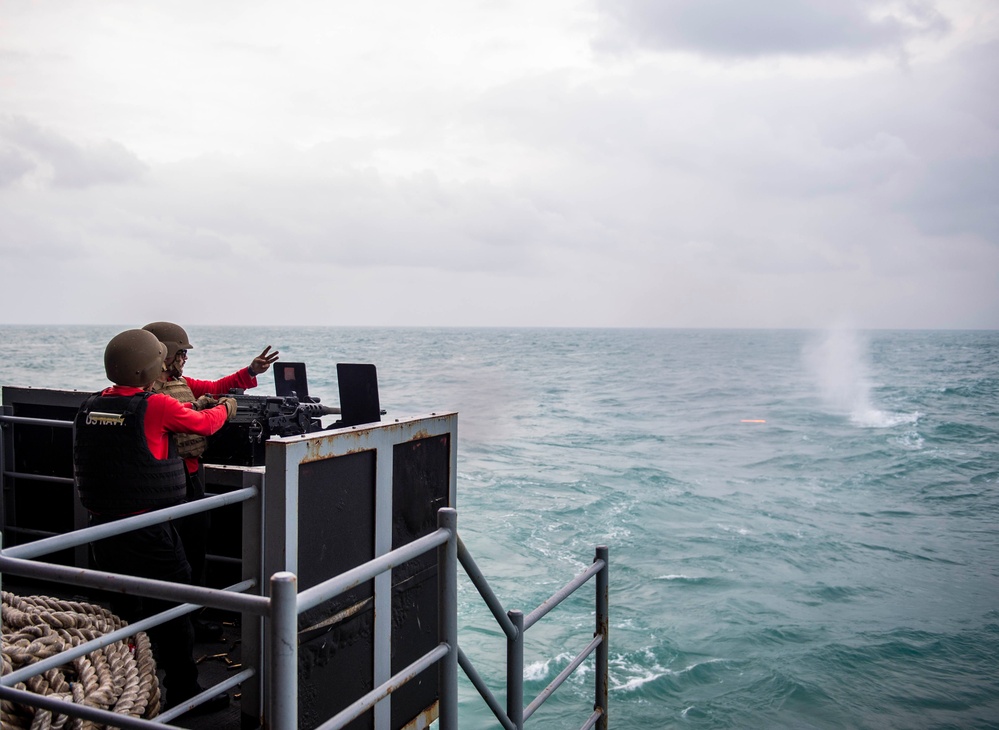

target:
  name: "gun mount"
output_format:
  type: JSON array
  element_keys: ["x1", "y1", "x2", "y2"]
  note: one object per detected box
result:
[
  {"x1": 203, "y1": 392, "x2": 340, "y2": 467},
  {"x1": 220, "y1": 393, "x2": 339, "y2": 440}
]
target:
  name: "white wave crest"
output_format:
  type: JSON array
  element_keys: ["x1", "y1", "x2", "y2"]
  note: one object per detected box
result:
[
  {"x1": 524, "y1": 660, "x2": 550, "y2": 682},
  {"x1": 613, "y1": 669, "x2": 671, "y2": 692},
  {"x1": 892, "y1": 430, "x2": 925, "y2": 450},
  {"x1": 610, "y1": 657, "x2": 725, "y2": 693},
  {"x1": 850, "y1": 409, "x2": 921, "y2": 428}
]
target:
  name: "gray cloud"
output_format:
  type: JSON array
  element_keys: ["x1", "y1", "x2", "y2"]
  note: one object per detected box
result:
[
  {"x1": 0, "y1": 143, "x2": 34, "y2": 187},
  {"x1": 903, "y1": 153, "x2": 999, "y2": 241},
  {"x1": 143, "y1": 156, "x2": 560, "y2": 275},
  {"x1": 594, "y1": 0, "x2": 951, "y2": 58},
  {"x1": 0, "y1": 0, "x2": 995, "y2": 329},
  {"x1": 0, "y1": 198, "x2": 86, "y2": 260},
  {"x1": 0, "y1": 116, "x2": 148, "y2": 188},
  {"x1": 467, "y1": 31, "x2": 999, "y2": 258}
]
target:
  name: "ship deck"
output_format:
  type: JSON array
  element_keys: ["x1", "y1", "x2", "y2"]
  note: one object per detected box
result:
[{"x1": 181, "y1": 611, "x2": 245, "y2": 729}]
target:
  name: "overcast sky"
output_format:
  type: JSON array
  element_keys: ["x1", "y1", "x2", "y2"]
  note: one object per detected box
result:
[{"x1": 1, "y1": 0, "x2": 997, "y2": 329}]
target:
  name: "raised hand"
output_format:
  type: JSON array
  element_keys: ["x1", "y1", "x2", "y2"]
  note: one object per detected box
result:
[{"x1": 249, "y1": 345, "x2": 280, "y2": 376}]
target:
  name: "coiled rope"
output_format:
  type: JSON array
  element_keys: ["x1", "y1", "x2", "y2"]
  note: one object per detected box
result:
[{"x1": 1, "y1": 591, "x2": 160, "y2": 729}]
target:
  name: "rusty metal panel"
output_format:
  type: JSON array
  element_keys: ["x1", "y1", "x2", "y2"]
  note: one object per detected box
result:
[
  {"x1": 390, "y1": 435, "x2": 450, "y2": 729},
  {"x1": 264, "y1": 414, "x2": 457, "y2": 730}
]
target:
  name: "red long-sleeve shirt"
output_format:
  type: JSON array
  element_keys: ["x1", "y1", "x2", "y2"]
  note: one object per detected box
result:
[
  {"x1": 182, "y1": 368, "x2": 257, "y2": 400},
  {"x1": 168, "y1": 368, "x2": 257, "y2": 471},
  {"x1": 101, "y1": 385, "x2": 230, "y2": 460}
]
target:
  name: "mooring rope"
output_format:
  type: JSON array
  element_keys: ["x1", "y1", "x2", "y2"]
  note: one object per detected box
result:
[{"x1": 1, "y1": 591, "x2": 160, "y2": 730}]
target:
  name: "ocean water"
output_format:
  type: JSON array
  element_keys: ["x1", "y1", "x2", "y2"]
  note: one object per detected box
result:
[{"x1": 3, "y1": 325, "x2": 999, "y2": 729}]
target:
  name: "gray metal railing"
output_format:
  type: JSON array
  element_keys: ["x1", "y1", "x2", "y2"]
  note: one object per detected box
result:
[
  {"x1": 0, "y1": 505, "x2": 460, "y2": 730},
  {"x1": 0, "y1": 480, "x2": 264, "y2": 728},
  {"x1": 0, "y1": 408, "x2": 462, "y2": 729},
  {"x1": 2, "y1": 408, "x2": 609, "y2": 729},
  {"x1": 457, "y1": 537, "x2": 609, "y2": 730}
]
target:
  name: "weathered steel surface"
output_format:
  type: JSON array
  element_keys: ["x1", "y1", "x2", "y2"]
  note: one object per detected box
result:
[{"x1": 269, "y1": 415, "x2": 457, "y2": 730}]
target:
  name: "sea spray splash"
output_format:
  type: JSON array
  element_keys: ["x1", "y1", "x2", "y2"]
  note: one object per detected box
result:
[
  {"x1": 803, "y1": 327, "x2": 917, "y2": 427},
  {"x1": 803, "y1": 327, "x2": 873, "y2": 416}
]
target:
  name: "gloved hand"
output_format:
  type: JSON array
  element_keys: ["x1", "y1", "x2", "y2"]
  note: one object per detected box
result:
[
  {"x1": 192, "y1": 395, "x2": 219, "y2": 411},
  {"x1": 248, "y1": 345, "x2": 280, "y2": 377},
  {"x1": 218, "y1": 397, "x2": 238, "y2": 421}
]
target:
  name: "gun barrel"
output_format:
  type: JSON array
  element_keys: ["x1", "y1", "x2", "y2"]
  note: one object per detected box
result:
[{"x1": 299, "y1": 402, "x2": 341, "y2": 416}]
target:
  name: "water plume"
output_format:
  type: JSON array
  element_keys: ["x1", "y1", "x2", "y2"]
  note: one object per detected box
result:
[{"x1": 804, "y1": 327, "x2": 913, "y2": 427}]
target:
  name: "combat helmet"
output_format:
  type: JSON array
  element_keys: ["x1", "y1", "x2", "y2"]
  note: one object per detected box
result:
[
  {"x1": 142, "y1": 321, "x2": 193, "y2": 359},
  {"x1": 105, "y1": 329, "x2": 167, "y2": 387}
]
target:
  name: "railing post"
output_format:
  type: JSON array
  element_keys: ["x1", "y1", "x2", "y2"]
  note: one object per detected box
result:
[
  {"x1": 438, "y1": 508, "x2": 458, "y2": 730},
  {"x1": 269, "y1": 571, "x2": 298, "y2": 730},
  {"x1": 240, "y1": 470, "x2": 266, "y2": 728},
  {"x1": 0, "y1": 407, "x2": 8, "y2": 536},
  {"x1": 507, "y1": 609, "x2": 524, "y2": 730},
  {"x1": 595, "y1": 545, "x2": 609, "y2": 730}
]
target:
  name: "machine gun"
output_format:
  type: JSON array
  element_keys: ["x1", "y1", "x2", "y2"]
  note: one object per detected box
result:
[
  {"x1": 218, "y1": 392, "x2": 340, "y2": 440},
  {"x1": 203, "y1": 361, "x2": 381, "y2": 466},
  {"x1": 202, "y1": 392, "x2": 341, "y2": 466}
]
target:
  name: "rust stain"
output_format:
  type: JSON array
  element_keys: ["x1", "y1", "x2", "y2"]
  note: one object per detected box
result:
[
  {"x1": 302, "y1": 438, "x2": 327, "y2": 463},
  {"x1": 299, "y1": 430, "x2": 364, "y2": 463},
  {"x1": 400, "y1": 701, "x2": 439, "y2": 730},
  {"x1": 290, "y1": 415, "x2": 455, "y2": 463}
]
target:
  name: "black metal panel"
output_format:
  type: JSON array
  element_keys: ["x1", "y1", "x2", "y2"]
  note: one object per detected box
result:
[
  {"x1": 1, "y1": 387, "x2": 87, "y2": 562},
  {"x1": 2, "y1": 386, "x2": 91, "y2": 416},
  {"x1": 203, "y1": 466, "x2": 259, "y2": 590},
  {"x1": 274, "y1": 362, "x2": 309, "y2": 399},
  {"x1": 336, "y1": 364, "x2": 380, "y2": 428},
  {"x1": 390, "y1": 434, "x2": 450, "y2": 729},
  {"x1": 203, "y1": 423, "x2": 268, "y2": 466},
  {"x1": 297, "y1": 451, "x2": 376, "y2": 597},
  {"x1": 296, "y1": 450, "x2": 377, "y2": 730},
  {"x1": 298, "y1": 606, "x2": 374, "y2": 730},
  {"x1": 1, "y1": 386, "x2": 86, "y2": 480}
]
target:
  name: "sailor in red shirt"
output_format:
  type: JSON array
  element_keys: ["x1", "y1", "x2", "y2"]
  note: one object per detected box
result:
[
  {"x1": 97, "y1": 381, "x2": 231, "y2": 458},
  {"x1": 141, "y1": 321, "x2": 278, "y2": 642},
  {"x1": 142, "y1": 321, "x2": 278, "y2": 477},
  {"x1": 74, "y1": 329, "x2": 236, "y2": 715}
]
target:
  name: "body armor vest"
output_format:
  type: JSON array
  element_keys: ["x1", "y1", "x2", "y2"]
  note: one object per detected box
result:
[
  {"x1": 153, "y1": 377, "x2": 207, "y2": 460},
  {"x1": 74, "y1": 392, "x2": 187, "y2": 515}
]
